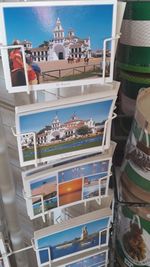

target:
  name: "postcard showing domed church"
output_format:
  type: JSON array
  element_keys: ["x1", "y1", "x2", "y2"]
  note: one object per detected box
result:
[
  {"x1": 15, "y1": 92, "x2": 117, "y2": 167},
  {"x1": 0, "y1": 0, "x2": 117, "y2": 93}
]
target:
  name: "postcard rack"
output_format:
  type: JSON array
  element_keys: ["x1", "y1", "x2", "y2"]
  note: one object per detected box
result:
[
  {"x1": 32, "y1": 228, "x2": 110, "y2": 266},
  {"x1": 0, "y1": 34, "x2": 120, "y2": 94},
  {"x1": 0, "y1": 60, "x2": 118, "y2": 267},
  {"x1": 0, "y1": 1, "x2": 122, "y2": 266},
  {"x1": 0, "y1": 212, "x2": 112, "y2": 267},
  {"x1": 0, "y1": 234, "x2": 111, "y2": 267},
  {"x1": 22, "y1": 170, "x2": 112, "y2": 222}
]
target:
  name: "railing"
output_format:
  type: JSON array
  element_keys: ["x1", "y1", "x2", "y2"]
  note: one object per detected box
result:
[{"x1": 42, "y1": 62, "x2": 110, "y2": 81}]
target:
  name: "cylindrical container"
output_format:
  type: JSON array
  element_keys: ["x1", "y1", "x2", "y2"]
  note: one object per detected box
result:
[
  {"x1": 121, "y1": 179, "x2": 150, "y2": 221},
  {"x1": 134, "y1": 88, "x2": 150, "y2": 144},
  {"x1": 121, "y1": 92, "x2": 136, "y2": 116},
  {"x1": 119, "y1": 116, "x2": 133, "y2": 137},
  {"x1": 120, "y1": 71, "x2": 150, "y2": 101},
  {"x1": 116, "y1": 205, "x2": 150, "y2": 267},
  {"x1": 117, "y1": 1, "x2": 150, "y2": 73},
  {"x1": 120, "y1": 160, "x2": 150, "y2": 203},
  {"x1": 120, "y1": 71, "x2": 150, "y2": 116},
  {"x1": 122, "y1": 88, "x2": 150, "y2": 169},
  {"x1": 117, "y1": 87, "x2": 150, "y2": 266}
]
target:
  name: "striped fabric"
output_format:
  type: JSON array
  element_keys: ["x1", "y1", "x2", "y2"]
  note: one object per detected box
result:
[
  {"x1": 117, "y1": 44, "x2": 150, "y2": 73},
  {"x1": 119, "y1": 71, "x2": 150, "y2": 101},
  {"x1": 117, "y1": 1, "x2": 150, "y2": 73},
  {"x1": 120, "y1": 20, "x2": 150, "y2": 47},
  {"x1": 124, "y1": 162, "x2": 150, "y2": 192}
]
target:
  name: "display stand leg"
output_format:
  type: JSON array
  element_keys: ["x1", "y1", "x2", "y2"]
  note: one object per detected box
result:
[
  {"x1": 56, "y1": 88, "x2": 60, "y2": 99},
  {"x1": 46, "y1": 212, "x2": 54, "y2": 226},
  {"x1": 33, "y1": 90, "x2": 38, "y2": 103},
  {"x1": 0, "y1": 113, "x2": 29, "y2": 267},
  {"x1": 84, "y1": 201, "x2": 88, "y2": 214}
]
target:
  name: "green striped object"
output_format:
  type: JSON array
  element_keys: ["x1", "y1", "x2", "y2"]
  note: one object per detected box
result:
[
  {"x1": 122, "y1": 206, "x2": 150, "y2": 233},
  {"x1": 116, "y1": 205, "x2": 150, "y2": 267},
  {"x1": 118, "y1": 2, "x2": 150, "y2": 73},
  {"x1": 132, "y1": 120, "x2": 150, "y2": 146},
  {"x1": 124, "y1": 2, "x2": 150, "y2": 21},
  {"x1": 124, "y1": 161, "x2": 150, "y2": 192},
  {"x1": 120, "y1": 71, "x2": 150, "y2": 100},
  {"x1": 117, "y1": 44, "x2": 150, "y2": 73}
]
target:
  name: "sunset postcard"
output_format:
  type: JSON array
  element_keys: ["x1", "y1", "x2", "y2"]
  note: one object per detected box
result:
[
  {"x1": 35, "y1": 216, "x2": 110, "y2": 264},
  {"x1": 59, "y1": 178, "x2": 82, "y2": 206},
  {"x1": 0, "y1": 1, "x2": 117, "y2": 92}
]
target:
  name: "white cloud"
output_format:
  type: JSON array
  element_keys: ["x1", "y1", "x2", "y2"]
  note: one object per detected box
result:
[{"x1": 32, "y1": 7, "x2": 56, "y2": 33}]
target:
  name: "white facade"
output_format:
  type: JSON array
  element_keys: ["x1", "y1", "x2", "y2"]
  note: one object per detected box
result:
[
  {"x1": 36, "y1": 114, "x2": 95, "y2": 145},
  {"x1": 48, "y1": 18, "x2": 91, "y2": 61},
  {"x1": 26, "y1": 18, "x2": 91, "y2": 62}
]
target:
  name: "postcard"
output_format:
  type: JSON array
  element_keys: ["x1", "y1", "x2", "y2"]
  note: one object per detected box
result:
[
  {"x1": 34, "y1": 209, "x2": 111, "y2": 266},
  {"x1": 22, "y1": 143, "x2": 115, "y2": 219},
  {"x1": 65, "y1": 249, "x2": 108, "y2": 267},
  {"x1": 16, "y1": 90, "x2": 118, "y2": 167},
  {"x1": 0, "y1": 233, "x2": 10, "y2": 267},
  {"x1": 0, "y1": 0, "x2": 117, "y2": 93}
]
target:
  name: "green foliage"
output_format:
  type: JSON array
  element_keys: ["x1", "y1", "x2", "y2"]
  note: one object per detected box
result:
[{"x1": 76, "y1": 126, "x2": 89, "y2": 136}]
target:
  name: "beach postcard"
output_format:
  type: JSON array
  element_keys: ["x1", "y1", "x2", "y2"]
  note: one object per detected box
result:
[
  {"x1": 16, "y1": 93, "x2": 116, "y2": 167},
  {"x1": 30, "y1": 174, "x2": 58, "y2": 217},
  {"x1": 0, "y1": 234, "x2": 10, "y2": 267},
  {"x1": 23, "y1": 152, "x2": 112, "y2": 219},
  {"x1": 66, "y1": 249, "x2": 108, "y2": 267},
  {"x1": 0, "y1": 0, "x2": 117, "y2": 93},
  {"x1": 34, "y1": 211, "x2": 111, "y2": 265}
]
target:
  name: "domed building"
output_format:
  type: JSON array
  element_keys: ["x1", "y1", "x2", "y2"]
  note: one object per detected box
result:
[
  {"x1": 48, "y1": 18, "x2": 91, "y2": 61},
  {"x1": 24, "y1": 18, "x2": 91, "y2": 62},
  {"x1": 36, "y1": 113, "x2": 95, "y2": 145}
]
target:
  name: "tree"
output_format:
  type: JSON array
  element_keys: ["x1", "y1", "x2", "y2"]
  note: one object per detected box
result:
[
  {"x1": 39, "y1": 41, "x2": 49, "y2": 47},
  {"x1": 76, "y1": 126, "x2": 89, "y2": 136}
]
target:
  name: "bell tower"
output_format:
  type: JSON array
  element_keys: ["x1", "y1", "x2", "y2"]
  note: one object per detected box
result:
[{"x1": 53, "y1": 18, "x2": 65, "y2": 43}]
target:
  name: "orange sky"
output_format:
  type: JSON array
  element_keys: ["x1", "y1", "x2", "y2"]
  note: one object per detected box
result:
[{"x1": 59, "y1": 178, "x2": 82, "y2": 196}]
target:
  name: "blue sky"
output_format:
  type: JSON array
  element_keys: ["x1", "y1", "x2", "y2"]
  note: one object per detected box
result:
[
  {"x1": 85, "y1": 172, "x2": 108, "y2": 183},
  {"x1": 19, "y1": 100, "x2": 113, "y2": 133},
  {"x1": 58, "y1": 160, "x2": 109, "y2": 183},
  {"x1": 37, "y1": 217, "x2": 109, "y2": 248},
  {"x1": 4, "y1": 5, "x2": 113, "y2": 50},
  {"x1": 30, "y1": 176, "x2": 56, "y2": 190}
]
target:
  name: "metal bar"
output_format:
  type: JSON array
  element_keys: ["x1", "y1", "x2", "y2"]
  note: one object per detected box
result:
[
  {"x1": 101, "y1": 113, "x2": 117, "y2": 151},
  {"x1": 0, "y1": 111, "x2": 29, "y2": 267},
  {"x1": 102, "y1": 34, "x2": 120, "y2": 83},
  {"x1": 23, "y1": 190, "x2": 46, "y2": 223}
]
